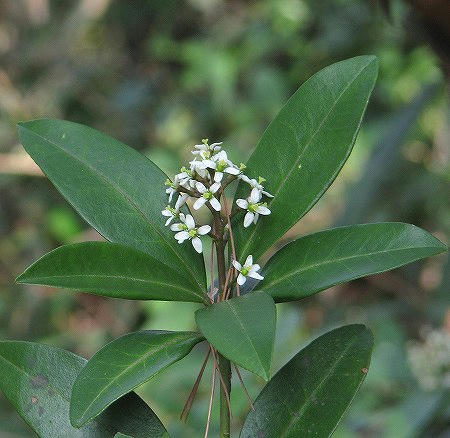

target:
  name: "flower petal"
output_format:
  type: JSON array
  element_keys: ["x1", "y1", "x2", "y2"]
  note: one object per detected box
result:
[
  {"x1": 248, "y1": 271, "x2": 264, "y2": 281},
  {"x1": 262, "y1": 190, "x2": 274, "y2": 198},
  {"x1": 185, "y1": 214, "x2": 196, "y2": 230},
  {"x1": 232, "y1": 260, "x2": 242, "y2": 271},
  {"x1": 236, "y1": 199, "x2": 248, "y2": 209},
  {"x1": 253, "y1": 213, "x2": 259, "y2": 224},
  {"x1": 249, "y1": 187, "x2": 262, "y2": 203},
  {"x1": 244, "y1": 211, "x2": 254, "y2": 228},
  {"x1": 174, "y1": 231, "x2": 189, "y2": 242},
  {"x1": 215, "y1": 150, "x2": 227, "y2": 161},
  {"x1": 210, "y1": 182, "x2": 221, "y2": 193},
  {"x1": 249, "y1": 264, "x2": 260, "y2": 273},
  {"x1": 165, "y1": 216, "x2": 174, "y2": 226},
  {"x1": 214, "y1": 171, "x2": 223, "y2": 183},
  {"x1": 237, "y1": 273, "x2": 247, "y2": 285},
  {"x1": 175, "y1": 193, "x2": 188, "y2": 209},
  {"x1": 193, "y1": 196, "x2": 207, "y2": 210},
  {"x1": 209, "y1": 197, "x2": 222, "y2": 211},
  {"x1": 239, "y1": 174, "x2": 251, "y2": 184},
  {"x1": 244, "y1": 255, "x2": 253, "y2": 267},
  {"x1": 203, "y1": 159, "x2": 216, "y2": 169},
  {"x1": 197, "y1": 225, "x2": 211, "y2": 235},
  {"x1": 195, "y1": 182, "x2": 207, "y2": 193},
  {"x1": 256, "y1": 206, "x2": 271, "y2": 215},
  {"x1": 170, "y1": 223, "x2": 183, "y2": 231},
  {"x1": 225, "y1": 166, "x2": 240, "y2": 175},
  {"x1": 192, "y1": 237, "x2": 203, "y2": 253}
]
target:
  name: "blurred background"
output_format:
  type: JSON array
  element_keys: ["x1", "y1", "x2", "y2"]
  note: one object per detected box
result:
[{"x1": 0, "y1": 0, "x2": 448, "y2": 437}]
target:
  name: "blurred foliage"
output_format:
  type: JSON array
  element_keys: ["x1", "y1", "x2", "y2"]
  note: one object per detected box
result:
[{"x1": 0, "y1": 0, "x2": 448, "y2": 437}]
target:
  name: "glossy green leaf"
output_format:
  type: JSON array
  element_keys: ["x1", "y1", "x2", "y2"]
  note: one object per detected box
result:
[
  {"x1": 240, "y1": 324, "x2": 373, "y2": 438},
  {"x1": 16, "y1": 242, "x2": 208, "y2": 303},
  {"x1": 233, "y1": 56, "x2": 379, "y2": 261},
  {"x1": 0, "y1": 340, "x2": 168, "y2": 438},
  {"x1": 17, "y1": 119, "x2": 206, "y2": 294},
  {"x1": 257, "y1": 223, "x2": 447, "y2": 302},
  {"x1": 195, "y1": 291, "x2": 276, "y2": 380},
  {"x1": 71, "y1": 330, "x2": 204, "y2": 428}
]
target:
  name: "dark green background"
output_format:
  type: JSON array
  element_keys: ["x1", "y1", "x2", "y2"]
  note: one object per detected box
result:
[{"x1": 0, "y1": 1, "x2": 448, "y2": 436}]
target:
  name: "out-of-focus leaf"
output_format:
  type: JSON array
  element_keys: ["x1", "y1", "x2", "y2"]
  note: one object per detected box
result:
[
  {"x1": 257, "y1": 223, "x2": 447, "y2": 302},
  {"x1": 195, "y1": 291, "x2": 276, "y2": 380},
  {"x1": 233, "y1": 56, "x2": 378, "y2": 261},
  {"x1": 335, "y1": 83, "x2": 439, "y2": 226},
  {"x1": 17, "y1": 119, "x2": 206, "y2": 294},
  {"x1": 240, "y1": 325, "x2": 373, "y2": 438},
  {"x1": 71, "y1": 331, "x2": 203, "y2": 428},
  {"x1": 0, "y1": 341, "x2": 168, "y2": 437},
  {"x1": 16, "y1": 242, "x2": 208, "y2": 303}
]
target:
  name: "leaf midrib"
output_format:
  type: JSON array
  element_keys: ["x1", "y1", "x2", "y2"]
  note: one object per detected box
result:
[
  {"x1": 75, "y1": 334, "x2": 200, "y2": 424},
  {"x1": 280, "y1": 333, "x2": 363, "y2": 437},
  {"x1": 239, "y1": 59, "x2": 375, "y2": 259},
  {"x1": 20, "y1": 125, "x2": 205, "y2": 297},
  {"x1": 19, "y1": 273, "x2": 199, "y2": 300},
  {"x1": 224, "y1": 300, "x2": 267, "y2": 378},
  {"x1": 260, "y1": 244, "x2": 442, "y2": 290}
]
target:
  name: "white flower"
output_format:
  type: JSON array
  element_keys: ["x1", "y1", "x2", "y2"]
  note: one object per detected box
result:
[
  {"x1": 192, "y1": 139, "x2": 222, "y2": 159},
  {"x1": 232, "y1": 255, "x2": 264, "y2": 286},
  {"x1": 161, "y1": 205, "x2": 179, "y2": 226},
  {"x1": 165, "y1": 180, "x2": 177, "y2": 203},
  {"x1": 189, "y1": 159, "x2": 208, "y2": 179},
  {"x1": 193, "y1": 182, "x2": 222, "y2": 211},
  {"x1": 203, "y1": 151, "x2": 240, "y2": 182},
  {"x1": 239, "y1": 175, "x2": 274, "y2": 198},
  {"x1": 171, "y1": 214, "x2": 211, "y2": 253},
  {"x1": 236, "y1": 188, "x2": 271, "y2": 227},
  {"x1": 175, "y1": 168, "x2": 193, "y2": 187},
  {"x1": 175, "y1": 193, "x2": 189, "y2": 210}
]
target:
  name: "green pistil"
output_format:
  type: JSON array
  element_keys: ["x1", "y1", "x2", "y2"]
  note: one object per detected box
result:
[
  {"x1": 248, "y1": 203, "x2": 258, "y2": 213},
  {"x1": 241, "y1": 267, "x2": 249, "y2": 276},
  {"x1": 188, "y1": 229, "x2": 198, "y2": 237},
  {"x1": 181, "y1": 224, "x2": 188, "y2": 231},
  {"x1": 217, "y1": 160, "x2": 227, "y2": 172},
  {"x1": 203, "y1": 191, "x2": 213, "y2": 200}
]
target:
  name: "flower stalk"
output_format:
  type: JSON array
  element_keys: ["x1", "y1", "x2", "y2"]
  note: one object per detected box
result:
[{"x1": 161, "y1": 139, "x2": 274, "y2": 436}]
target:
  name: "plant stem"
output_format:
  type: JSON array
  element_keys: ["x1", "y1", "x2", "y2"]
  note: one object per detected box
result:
[
  {"x1": 218, "y1": 353, "x2": 231, "y2": 437},
  {"x1": 214, "y1": 214, "x2": 232, "y2": 436}
]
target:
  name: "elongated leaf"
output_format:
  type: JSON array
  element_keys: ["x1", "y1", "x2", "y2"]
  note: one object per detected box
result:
[
  {"x1": 258, "y1": 222, "x2": 447, "y2": 302},
  {"x1": 16, "y1": 242, "x2": 208, "y2": 303},
  {"x1": 240, "y1": 324, "x2": 373, "y2": 438},
  {"x1": 0, "y1": 341, "x2": 168, "y2": 438},
  {"x1": 195, "y1": 291, "x2": 276, "y2": 380},
  {"x1": 233, "y1": 56, "x2": 379, "y2": 261},
  {"x1": 71, "y1": 330, "x2": 204, "y2": 428},
  {"x1": 18, "y1": 119, "x2": 206, "y2": 294}
]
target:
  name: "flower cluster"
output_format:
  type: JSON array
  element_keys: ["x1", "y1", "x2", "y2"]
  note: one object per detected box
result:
[{"x1": 161, "y1": 139, "x2": 274, "y2": 253}]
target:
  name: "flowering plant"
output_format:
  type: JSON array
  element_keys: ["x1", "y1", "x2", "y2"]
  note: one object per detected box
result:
[{"x1": 1, "y1": 56, "x2": 446, "y2": 438}]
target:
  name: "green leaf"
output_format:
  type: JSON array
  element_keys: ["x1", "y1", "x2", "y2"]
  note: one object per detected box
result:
[
  {"x1": 17, "y1": 119, "x2": 206, "y2": 295},
  {"x1": 240, "y1": 324, "x2": 373, "y2": 438},
  {"x1": 0, "y1": 340, "x2": 168, "y2": 438},
  {"x1": 257, "y1": 223, "x2": 447, "y2": 302},
  {"x1": 16, "y1": 242, "x2": 208, "y2": 303},
  {"x1": 70, "y1": 330, "x2": 204, "y2": 428},
  {"x1": 195, "y1": 291, "x2": 276, "y2": 380},
  {"x1": 233, "y1": 56, "x2": 379, "y2": 261}
]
